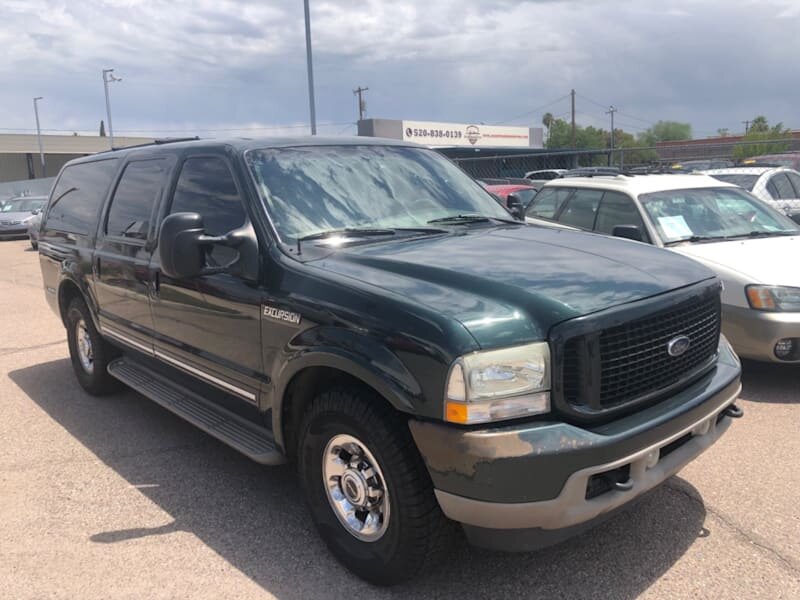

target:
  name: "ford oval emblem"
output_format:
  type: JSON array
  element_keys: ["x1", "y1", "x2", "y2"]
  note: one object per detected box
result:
[{"x1": 667, "y1": 335, "x2": 691, "y2": 357}]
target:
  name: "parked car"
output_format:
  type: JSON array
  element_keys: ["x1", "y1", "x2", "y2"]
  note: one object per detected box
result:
[
  {"x1": 525, "y1": 174, "x2": 800, "y2": 362},
  {"x1": 744, "y1": 152, "x2": 800, "y2": 171},
  {"x1": 702, "y1": 166, "x2": 800, "y2": 223},
  {"x1": 477, "y1": 177, "x2": 534, "y2": 186},
  {"x1": 0, "y1": 195, "x2": 47, "y2": 239},
  {"x1": 483, "y1": 183, "x2": 538, "y2": 211},
  {"x1": 669, "y1": 159, "x2": 734, "y2": 172},
  {"x1": 524, "y1": 168, "x2": 567, "y2": 180},
  {"x1": 39, "y1": 138, "x2": 741, "y2": 585}
]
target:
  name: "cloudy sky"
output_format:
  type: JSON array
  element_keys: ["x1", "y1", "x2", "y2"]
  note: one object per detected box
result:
[{"x1": 1, "y1": 0, "x2": 798, "y2": 140}]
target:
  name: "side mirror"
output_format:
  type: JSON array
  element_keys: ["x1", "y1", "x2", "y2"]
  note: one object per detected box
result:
[
  {"x1": 158, "y1": 212, "x2": 259, "y2": 282},
  {"x1": 612, "y1": 224, "x2": 644, "y2": 242},
  {"x1": 506, "y1": 193, "x2": 525, "y2": 220}
]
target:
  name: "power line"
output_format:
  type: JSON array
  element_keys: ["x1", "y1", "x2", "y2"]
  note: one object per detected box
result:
[
  {"x1": 0, "y1": 122, "x2": 355, "y2": 134},
  {"x1": 493, "y1": 94, "x2": 571, "y2": 125}
]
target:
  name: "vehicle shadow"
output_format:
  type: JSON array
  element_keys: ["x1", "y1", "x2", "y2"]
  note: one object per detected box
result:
[
  {"x1": 740, "y1": 359, "x2": 800, "y2": 404},
  {"x1": 11, "y1": 358, "x2": 708, "y2": 600}
]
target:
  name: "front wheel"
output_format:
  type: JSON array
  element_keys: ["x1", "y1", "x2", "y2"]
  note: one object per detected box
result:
[{"x1": 297, "y1": 387, "x2": 454, "y2": 585}]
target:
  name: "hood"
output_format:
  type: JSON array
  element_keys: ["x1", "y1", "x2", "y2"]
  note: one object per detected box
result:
[
  {"x1": 670, "y1": 235, "x2": 800, "y2": 286},
  {"x1": 0, "y1": 211, "x2": 37, "y2": 223},
  {"x1": 311, "y1": 225, "x2": 715, "y2": 347}
]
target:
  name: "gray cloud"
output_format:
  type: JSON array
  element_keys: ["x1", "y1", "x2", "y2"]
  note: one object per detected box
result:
[{"x1": 0, "y1": 0, "x2": 797, "y2": 138}]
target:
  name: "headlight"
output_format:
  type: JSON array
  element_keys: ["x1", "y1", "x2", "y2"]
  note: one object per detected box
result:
[
  {"x1": 746, "y1": 285, "x2": 800, "y2": 312},
  {"x1": 444, "y1": 342, "x2": 550, "y2": 424}
]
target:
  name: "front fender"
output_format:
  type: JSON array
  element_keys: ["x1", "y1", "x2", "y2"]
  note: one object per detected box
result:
[{"x1": 270, "y1": 326, "x2": 439, "y2": 449}]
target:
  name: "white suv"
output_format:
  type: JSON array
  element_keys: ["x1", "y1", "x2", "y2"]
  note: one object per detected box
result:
[
  {"x1": 525, "y1": 173, "x2": 800, "y2": 363},
  {"x1": 701, "y1": 166, "x2": 800, "y2": 223}
]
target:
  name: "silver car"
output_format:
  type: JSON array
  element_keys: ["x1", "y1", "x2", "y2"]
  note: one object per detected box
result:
[
  {"x1": 0, "y1": 196, "x2": 47, "y2": 241},
  {"x1": 702, "y1": 166, "x2": 800, "y2": 223}
]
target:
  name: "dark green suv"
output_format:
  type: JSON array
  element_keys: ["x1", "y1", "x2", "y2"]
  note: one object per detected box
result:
[{"x1": 38, "y1": 137, "x2": 742, "y2": 585}]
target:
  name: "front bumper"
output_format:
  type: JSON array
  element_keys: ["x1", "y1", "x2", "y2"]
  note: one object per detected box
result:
[
  {"x1": 0, "y1": 226, "x2": 29, "y2": 237},
  {"x1": 409, "y1": 345, "x2": 741, "y2": 549},
  {"x1": 723, "y1": 304, "x2": 800, "y2": 362}
]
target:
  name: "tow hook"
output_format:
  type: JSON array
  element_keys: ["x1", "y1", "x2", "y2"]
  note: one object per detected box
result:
[
  {"x1": 612, "y1": 479, "x2": 634, "y2": 492},
  {"x1": 723, "y1": 404, "x2": 744, "y2": 419}
]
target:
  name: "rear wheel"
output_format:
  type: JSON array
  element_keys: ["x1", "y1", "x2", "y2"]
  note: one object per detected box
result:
[
  {"x1": 297, "y1": 387, "x2": 454, "y2": 586},
  {"x1": 65, "y1": 298, "x2": 121, "y2": 395}
]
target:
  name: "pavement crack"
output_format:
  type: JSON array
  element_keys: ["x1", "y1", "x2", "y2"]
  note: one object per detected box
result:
[
  {"x1": 0, "y1": 339, "x2": 65, "y2": 356},
  {"x1": 666, "y1": 480, "x2": 800, "y2": 575}
]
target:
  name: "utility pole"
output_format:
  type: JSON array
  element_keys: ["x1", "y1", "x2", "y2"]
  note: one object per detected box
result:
[
  {"x1": 303, "y1": 0, "x2": 317, "y2": 135},
  {"x1": 102, "y1": 68, "x2": 122, "y2": 149},
  {"x1": 570, "y1": 89, "x2": 576, "y2": 148},
  {"x1": 606, "y1": 105, "x2": 617, "y2": 166},
  {"x1": 742, "y1": 120, "x2": 750, "y2": 134},
  {"x1": 353, "y1": 86, "x2": 369, "y2": 121},
  {"x1": 32, "y1": 97, "x2": 46, "y2": 177}
]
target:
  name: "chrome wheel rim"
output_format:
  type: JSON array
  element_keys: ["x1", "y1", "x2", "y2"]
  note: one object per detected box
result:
[
  {"x1": 322, "y1": 433, "x2": 390, "y2": 542},
  {"x1": 75, "y1": 319, "x2": 94, "y2": 374}
]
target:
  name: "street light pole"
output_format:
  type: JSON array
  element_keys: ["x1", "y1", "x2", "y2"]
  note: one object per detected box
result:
[
  {"x1": 102, "y1": 68, "x2": 122, "y2": 149},
  {"x1": 606, "y1": 105, "x2": 617, "y2": 167},
  {"x1": 32, "y1": 97, "x2": 46, "y2": 178},
  {"x1": 303, "y1": 0, "x2": 317, "y2": 135}
]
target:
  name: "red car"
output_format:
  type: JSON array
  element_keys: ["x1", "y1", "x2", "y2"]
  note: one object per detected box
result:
[{"x1": 483, "y1": 183, "x2": 539, "y2": 210}]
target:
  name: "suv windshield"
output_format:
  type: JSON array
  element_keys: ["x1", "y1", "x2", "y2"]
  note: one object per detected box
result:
[
  {"x1": 1, "y1": 198, "x2": 46, "y2": 213},
  {"x1": 245, "y1": 145, "x2": 510, "y2": 242},
  {"x1": 640, "y1": 186, "x2": 799, "y2": 244}
]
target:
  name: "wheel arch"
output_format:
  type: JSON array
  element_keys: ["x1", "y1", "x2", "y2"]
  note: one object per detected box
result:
[{"x1": 274, "y1": 350, "x2": 421, "y2": 458}]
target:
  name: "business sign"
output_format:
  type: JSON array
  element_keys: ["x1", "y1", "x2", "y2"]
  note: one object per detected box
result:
[{"x1": 401, "y1": 120, "x2": 531, "y2": 148}]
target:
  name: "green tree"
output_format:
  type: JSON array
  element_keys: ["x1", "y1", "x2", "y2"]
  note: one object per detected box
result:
[
  {"x1": 637, "y1": 121, "x2": 692, "y2": 146},
  {"x1": 733, "y1": 117, "x2": 791, "y2": 159}
]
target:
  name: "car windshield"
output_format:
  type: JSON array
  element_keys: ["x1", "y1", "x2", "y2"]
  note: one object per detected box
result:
[
  {"x1": 245, "y1": 145, "x2": 511, "y2": 242},
  {"x1": 640, "y1": 187, "x2": 799, "y2": 244},
  {"x1": 708, "y1": 173, "x2": 759, "y2": 190},
  {"x1": 1, "y1": 198, "x2": 46, "y2": 213}
]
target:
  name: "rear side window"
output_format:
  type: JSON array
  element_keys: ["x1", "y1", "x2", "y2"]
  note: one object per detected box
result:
[
  {"x1": 557, "y1": 188, "x2": 604, "y2": 229},
  {"x1": 770, "y1": 173, "x2": 797, "y2": 199},
  {"x1": 786, "y1": 172, "x2": 800, "y2": 196},
  {"x1": 169, "y1": 157, "x2": 246, "y2": 236},
  {"x1": 45, "y1": 159, "x2": 118, "y2": 235},
  {"x1": 594, "y1": 191, "x2": 646, "y2": 237},
  {"x1": 525, "y1": 187, "x2": 572, "y2": 219},
  {"x1": 106, "y1": 160, "x2": 169, "y2": 240}
]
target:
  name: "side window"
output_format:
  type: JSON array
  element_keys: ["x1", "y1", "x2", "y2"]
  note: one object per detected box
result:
[
  {"x1": 44, "y1": 159, "x2": 118, "y2": 235},
  {"x1": 770, "y1": 173, "x2": 795, "y2": 199},
  {"x1": 785, "y1": 172, "x2": 800, "y2": 197},
  {"x1": 525, "y1": 187, "x2": 572, "y2": 219},
  {"x1": 169, "y1": 157, "x2": 246, "y2": 235},
  {"x1": 594, "y1": 191, "x2": 646, "y2": 237},
  {"x1": 557, "y1": 188, "x2": 604, "y2": 230},
  {"x1": 106, "y1": 160, "x2": 168, "y2": 240}
]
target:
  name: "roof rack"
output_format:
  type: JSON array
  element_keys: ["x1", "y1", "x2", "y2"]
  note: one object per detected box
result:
[{"x1": 105, "y1": 136, "x2": 201, "y2": 153}]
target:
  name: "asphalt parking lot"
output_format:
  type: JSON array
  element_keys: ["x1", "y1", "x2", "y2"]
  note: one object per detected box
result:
[{"x1": 1, "y1": 238, "x2": 798, "y2": 599}]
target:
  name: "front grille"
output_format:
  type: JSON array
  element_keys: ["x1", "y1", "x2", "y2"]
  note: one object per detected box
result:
[{"x1": 561, "y1": 289, "x2": 720, "y2": 413}]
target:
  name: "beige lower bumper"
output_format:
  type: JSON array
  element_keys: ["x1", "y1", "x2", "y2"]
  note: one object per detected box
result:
[{"x1": 435, "y1": 382, "x2": 741, "y2": 531}]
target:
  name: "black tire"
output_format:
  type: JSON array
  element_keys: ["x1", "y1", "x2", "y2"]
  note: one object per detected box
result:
[
  {"x1": 30, "y1": 240, "x2": 38, "y2": 250},
  {"x1": 65, "y1": 297, "x2": 122, "y2": 395},
  {"x1": 297, "y1": 387, "x2": 455, "y2": 586}
]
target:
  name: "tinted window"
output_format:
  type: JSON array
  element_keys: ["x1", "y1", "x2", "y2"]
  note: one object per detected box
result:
[
  {"x1": 45, "y1": 159, "x2": 118, "y2": 235},
  {"x1": 594, "y1": 191, "x2": 646, "y2": 237},
  {"x1": 170, "y1": 157, "x2": 246, "y2": 235},
  {"x1": 509, "y1": 188, "x2": 538, "y2": 207},
  {"x1": 106, "y1": 160, "x2": 168, "y2": 239},
  {"x1": 771, "y1": 173, "x2": 797, "y2": 199},
  {"x1": 525, "y1": 187, "x2": 572, "y2": 219},
  {"x1": 786, "y1": 172, "x2": 800, "y2": 195},
  {"x1": 557, "y1": 188, "x2": 604, "y2": 229}
]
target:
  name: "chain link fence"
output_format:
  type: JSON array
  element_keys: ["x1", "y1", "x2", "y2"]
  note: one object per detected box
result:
[{"x1": 445, "y1": 137, "x2": 800, "y2": 181}]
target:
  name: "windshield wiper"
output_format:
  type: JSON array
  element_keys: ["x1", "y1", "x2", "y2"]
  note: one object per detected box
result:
[
  {"x1": 427, "y1": 214, "x2": 519, "y2": 225},
  {"x1": 296, "y1": 227, "x2": 444, "y2": 254},
  {"x1": 664, "y1": 235, "x2": 726, "y2": 245}
]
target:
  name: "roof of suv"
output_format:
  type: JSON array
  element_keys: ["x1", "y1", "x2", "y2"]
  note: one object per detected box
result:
[
  {"x1": 542, "y1": 173, "x2": 736, "y2": 196},
  {"x1": 67, "y1": 136, "x2": 420, "y2": 166},
  {"x1": 701, "y1": 166, "x2": 792, "y2": 177}
]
